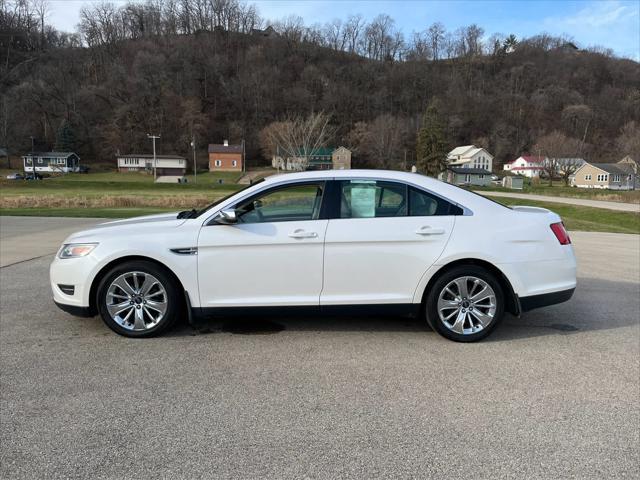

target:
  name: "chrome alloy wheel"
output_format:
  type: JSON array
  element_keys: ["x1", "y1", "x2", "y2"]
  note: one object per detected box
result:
[
  {"x1": 437, "y1": 276, "x2": 497, "y2": 335},
  {"x1": 105, "y1": 271, "x2": 168, "y2": 331}
]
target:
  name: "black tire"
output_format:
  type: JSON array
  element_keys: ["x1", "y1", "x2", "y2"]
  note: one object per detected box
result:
[
  {"x1": 96, "y1": 260, "x2": 182, "y2": 338},
  {"x1": 425, "y1": 265, "x2": 504, "y2": 342}
]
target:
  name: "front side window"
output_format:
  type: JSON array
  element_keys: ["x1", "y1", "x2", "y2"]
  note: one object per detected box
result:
[
  {"x1": 232, "y1": 160, "x2": 237, "y2": 167},
  {"x1": 215, "y1": 160, "x2": 222, "y2": 167},
  {"x1": 235, "y1": 183, "x2": 324, "y2": 224},
  {"x1": 585, "y1": 174, "x2": 592, "y2": 180}
]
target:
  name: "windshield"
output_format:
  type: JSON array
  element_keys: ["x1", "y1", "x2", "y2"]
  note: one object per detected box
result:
[{"x1": 194, "y1": 178, "x2": 265, "y2": 217}]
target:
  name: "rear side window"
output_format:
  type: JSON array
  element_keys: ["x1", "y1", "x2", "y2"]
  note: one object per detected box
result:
[
  {"x1": 337, "y1": 180, "x2": 462, "y2": 218},
  {"x1": 409, "y1": 187, "x2": 462, "y2": 216}
]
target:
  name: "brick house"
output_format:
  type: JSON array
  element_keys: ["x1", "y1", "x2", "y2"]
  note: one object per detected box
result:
[{"x1": 208, "y1": 140, "x2": 243, "y2": 171}]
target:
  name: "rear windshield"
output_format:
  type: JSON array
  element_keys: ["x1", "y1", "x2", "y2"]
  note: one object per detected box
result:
[{"x1": 446, "y1": 183, "x2": 512, "y2": 210}]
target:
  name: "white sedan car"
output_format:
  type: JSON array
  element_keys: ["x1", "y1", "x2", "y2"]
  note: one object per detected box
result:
[{"x1": 50, "y1": 170, "x2": 576, "y2": 342}]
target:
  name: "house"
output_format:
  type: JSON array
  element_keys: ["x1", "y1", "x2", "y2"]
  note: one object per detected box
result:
[
  {"x1": 503, "y1": 155, "x2": 546, "y2": 178},
  {"x1": 618, "y1": 155, "x2": 639, "y2": 174},
  {"x1": 273, "y1": 146, "x2": 352, "y2": 171},
  {"x1": 572, "y1": 162, "x2": 636, "y2": 190},
  {"x1": 447, "y1": 145, "x2": 493, "y2": 172},
  {"x1": 440, "y1": 167, "x2": 492, "y2": 186},
  {"x1": 251, "y1": 26, "x2": 278, "y2": 38},
  {"x1": 116, "y1": 154, "x2": 187, "y2": 176},
  {"x1": 23, "y1": 152, "x2": 80, "y2": 173},
  {"x1": 208, "y1": 140, "x2": 243, "y2": 171}
]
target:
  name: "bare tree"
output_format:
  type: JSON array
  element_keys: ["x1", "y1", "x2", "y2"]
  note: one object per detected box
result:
[
  {"x1": 615, "y1": 121, "x2": 640, "y2": 160},
  {"x1": 535, "y1": 131, "x2": 582, "y2": 186},
  {"x1": 263, "y1": 112, "x2": 335, "y2": 170},
  {"x1": 427, "y1": 22, "x2": 445, "y2": 60},
  {"x1": 343, "y1": 14, "x2": 364, "y2": 53}
]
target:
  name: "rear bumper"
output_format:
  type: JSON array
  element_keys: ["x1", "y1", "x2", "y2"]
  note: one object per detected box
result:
[{"x1": 519, "y1": 287, "x2": 575, "y2": 312}]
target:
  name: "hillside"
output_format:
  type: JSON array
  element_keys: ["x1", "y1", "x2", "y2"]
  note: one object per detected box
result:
[{"x1": 1, "y1": 2, "x2": 639, "y2": 168}]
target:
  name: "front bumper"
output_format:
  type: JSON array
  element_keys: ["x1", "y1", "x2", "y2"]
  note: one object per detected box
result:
[{"x1": 54, "y1": 300, "x2": 95, "y2": 318}]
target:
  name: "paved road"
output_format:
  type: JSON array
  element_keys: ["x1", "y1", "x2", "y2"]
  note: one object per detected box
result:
[
  {"x1": 0, "y1": 216, "x2": 106, "y2": 267},
  {"x1": 476, "y1": 190, "x2": 640, "y2": 212},
  {"x1": 1, "y1": 220, "x2": 638, "y2": 479}
]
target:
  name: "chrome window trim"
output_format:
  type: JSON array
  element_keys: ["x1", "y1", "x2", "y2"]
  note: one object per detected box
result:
[{"x1": 203, "y1": 175, "x2": 473, "y2": 225}]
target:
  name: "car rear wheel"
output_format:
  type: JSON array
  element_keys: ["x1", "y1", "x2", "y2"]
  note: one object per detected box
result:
[
  {"x1": 425, "y1": 265, "x2": 504, "y2": 342},
  {"x1": 96, "y1": 261, "x2": 181, "y2": 337}
]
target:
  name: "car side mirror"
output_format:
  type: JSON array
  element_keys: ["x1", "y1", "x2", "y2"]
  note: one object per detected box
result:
[{"x1": 213, "y1": 209, "x2": 238, "y2": 225}]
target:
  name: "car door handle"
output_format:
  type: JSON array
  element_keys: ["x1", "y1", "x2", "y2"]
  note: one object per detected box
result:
[
  {"x1": 288, "y1": 229, "x2": 318, "y2": 239},
  {"x1": 415, "y1": 226, "x2": 445, "y2": 235}
]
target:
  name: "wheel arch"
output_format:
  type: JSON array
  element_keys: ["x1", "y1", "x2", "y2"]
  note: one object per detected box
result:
[
  {"x1": 419, "y1": 258, "x2": 520, "y2": 316},
  {"x1": 88, "y1": 255, "x2": 187, "y2": 316}
]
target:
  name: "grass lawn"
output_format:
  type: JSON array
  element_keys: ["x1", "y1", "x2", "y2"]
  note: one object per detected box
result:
[
  {"x1": 0, "y1": 207, "x2": 176, "y2": 218},
  {"x1": 495, "y1": 197, "x2": 640, "y2": 234},
  {"x1": 475, "y1": 181, "x2": 640, "y2": 204},
  {"x1": 0, "y1": 170, "x2": 246, "y2": 211}
]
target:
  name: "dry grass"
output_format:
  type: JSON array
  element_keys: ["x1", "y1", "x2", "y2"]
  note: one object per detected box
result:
[{"x1": 0, "y1": 194, "x2": 220, "y2": 209}]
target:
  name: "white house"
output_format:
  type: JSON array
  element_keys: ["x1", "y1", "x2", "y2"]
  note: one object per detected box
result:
[
  {"x1": 447, "y1": 145, "x2": 493, "y2": 172},
  {"x1": 116, "y1": 154, "x2": 186, "y2": 176},
  {"x1": 503, "y1": 155, "x2": 546, "y2": 178},
  {"x1": 23, "y1": 152, "x2": 80, "y2": 173}
]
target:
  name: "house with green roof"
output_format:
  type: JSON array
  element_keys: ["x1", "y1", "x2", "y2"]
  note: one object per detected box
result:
[{"x1": 273, "y1": 146, "x2": 351, "y2": 171}]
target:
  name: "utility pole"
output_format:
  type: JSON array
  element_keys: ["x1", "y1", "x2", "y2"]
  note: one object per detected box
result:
[
  {"x1": 242, "y1": 138, "x2": 246, "y2": 174},
  {"x1": 29, "y1": 136, "x2": 35, "y2": 176},
  {"x1": 190, "y1": 136, "x2": 197, "y2": 184},
  {"x1": 147, "y1": 134, "x2": 160, "y2": 182}
]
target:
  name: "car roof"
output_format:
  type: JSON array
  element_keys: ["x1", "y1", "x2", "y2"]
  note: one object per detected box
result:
[{"x1": 265, "y1": 169, "x2": 437, "y2": 184}]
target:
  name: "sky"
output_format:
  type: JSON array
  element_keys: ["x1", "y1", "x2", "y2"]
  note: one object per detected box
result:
[{"x1": 48, "y1": 0, "x2": 640, "y2": 60}]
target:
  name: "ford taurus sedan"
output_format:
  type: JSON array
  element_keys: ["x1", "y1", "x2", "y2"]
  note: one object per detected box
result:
[{"x1": 50, "y1": 170, "x2": 576, "y2": 342}]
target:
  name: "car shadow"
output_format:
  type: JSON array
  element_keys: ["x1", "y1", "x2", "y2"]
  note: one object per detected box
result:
[{"x1": 167, "y1": 277, "x2": 639, "y2": 341}]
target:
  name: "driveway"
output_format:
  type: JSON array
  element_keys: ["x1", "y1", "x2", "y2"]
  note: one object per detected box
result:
[
  {"x1": 1, "y1": 218, "x2": 638, "y2": 479},
  {"x1": 477, "y1": 190, "x2": 640, "y2": 212}
]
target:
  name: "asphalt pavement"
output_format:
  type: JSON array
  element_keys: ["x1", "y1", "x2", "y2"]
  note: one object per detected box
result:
[{"x1": 0, "y1": 218, "x2": 638, "y2": 479}]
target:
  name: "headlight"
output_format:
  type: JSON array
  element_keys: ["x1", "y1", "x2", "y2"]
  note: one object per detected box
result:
[{"x1": 58, "y1": 243, "x2": 98, "y2": 259}]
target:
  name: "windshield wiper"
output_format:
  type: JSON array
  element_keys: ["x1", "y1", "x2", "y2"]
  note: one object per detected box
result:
[{"x1": 177, "y1": 209, "x2": 198, "y2": 219}]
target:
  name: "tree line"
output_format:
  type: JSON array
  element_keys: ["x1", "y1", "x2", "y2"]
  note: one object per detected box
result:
[{"x1": 1, "y1": 0, "x2": 639, "y2": 170}]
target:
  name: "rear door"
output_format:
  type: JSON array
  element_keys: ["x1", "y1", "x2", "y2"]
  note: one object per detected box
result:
[{"x1": 321, "y1": 179, "x2": 457, "y2": 306}]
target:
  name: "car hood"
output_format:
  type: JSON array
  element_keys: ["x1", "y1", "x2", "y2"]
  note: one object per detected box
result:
[
  {"x1": 64, "y1": 212, "x2": 188, "y2": 243},
  {"x1": 96, "y1": 212, "x2": 185, "y2": 228}
]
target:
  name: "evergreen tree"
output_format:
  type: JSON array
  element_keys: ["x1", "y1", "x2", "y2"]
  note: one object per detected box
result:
[
  {"x1": 54, "y1": 120, "x2": 77, "y2": 152},
  {"x1": 503, "y1": 34, "x2": 518, "y2": 53},
  {"x1": 415, "y1": 105, "x2": 448, "y2": 176}
]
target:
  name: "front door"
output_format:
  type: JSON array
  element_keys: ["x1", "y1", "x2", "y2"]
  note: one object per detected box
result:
[
  {"x1": 197, "y1": 181, "x2": 328, "y2": 308},
  {"x1": 321, "y1": 179, "x2": 456, "y2": 305}
]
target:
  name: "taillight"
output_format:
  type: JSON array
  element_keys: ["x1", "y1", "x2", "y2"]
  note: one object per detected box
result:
[{"x1": 550, "y1": 222, "x2": 571, "y2": 245}]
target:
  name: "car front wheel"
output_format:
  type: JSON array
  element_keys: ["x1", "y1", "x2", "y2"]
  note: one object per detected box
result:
[
  {"x1": 96, "y1": 261, "x2": 181, "y2": 337},
  {"x1": 426, "y1": 265, "x2": 504, "y2": 342}
]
